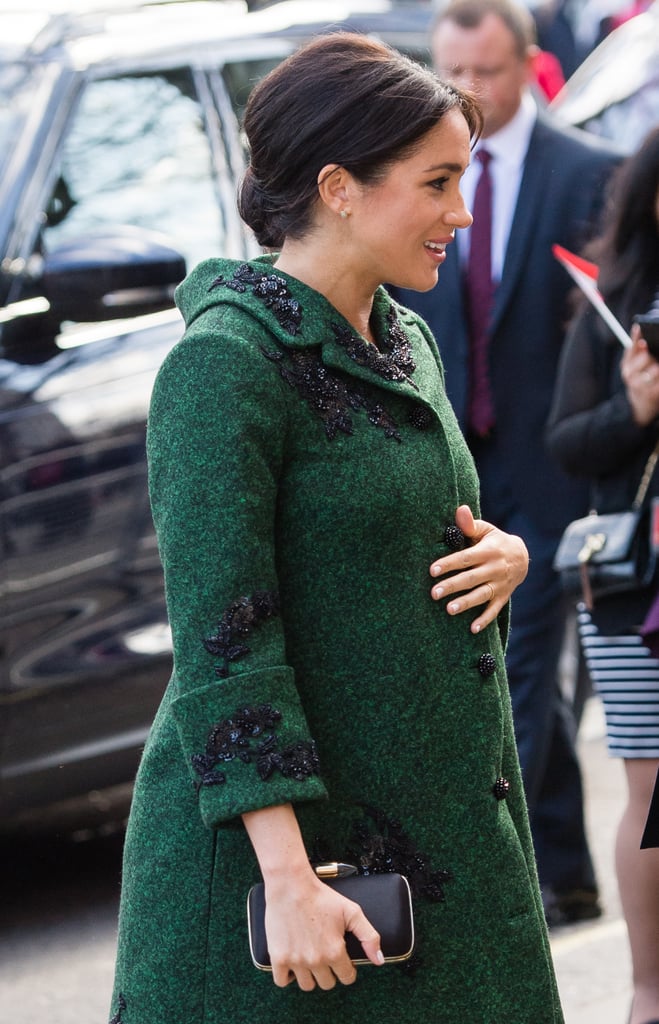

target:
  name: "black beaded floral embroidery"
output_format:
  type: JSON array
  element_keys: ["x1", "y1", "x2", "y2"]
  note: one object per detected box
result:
[
  {"x1": 349, "y1": 805, "x2": 451, "y2": 979},
  {"x1": 261, "y1": 344, "x2": 402, "y2": 442},
  {"x1": 256, "y1": 735, "x2": 321, "y2": 782},
  {"x1": 331, "y1": 307, "x2": 418, "y2": 391},
  {"x1": 348, "y1": 803, "x2": 452, "y2": 903},
  {"x1": 191, "y1": 703, "x2": 320, "y2": 789},
  {"x1": 210, "y1": 264, "x2": 302, "y2": 336},
  {"x1": 203, "y1": 591, "x2": 280, "y2": 678},
  {"x1": 192, "y1": 702, "x2": 279, "y2": 786},
  {"x1": 109, "y1": 993, "x2": 126, "y2": 1024},
  {"x1": 310, "y1": 805, "x2": 452, "y2": 979}
]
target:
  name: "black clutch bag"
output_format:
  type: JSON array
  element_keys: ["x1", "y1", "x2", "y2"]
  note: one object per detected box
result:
[{"x1": 247, "y1": 863, "x2": 415, "y2": 970}]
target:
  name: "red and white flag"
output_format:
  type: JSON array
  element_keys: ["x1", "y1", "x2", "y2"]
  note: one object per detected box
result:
[{"x1": 552, "y1": 243, "x2": 632, "y2": 348}]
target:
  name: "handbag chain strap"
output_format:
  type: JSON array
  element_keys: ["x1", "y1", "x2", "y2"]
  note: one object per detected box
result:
[
  {"x1": 633, "y1": 437, "x2": 659, "y2": 510},
  {"x1": 579, "y1": 436, "x2": 659, "y2": 610}
]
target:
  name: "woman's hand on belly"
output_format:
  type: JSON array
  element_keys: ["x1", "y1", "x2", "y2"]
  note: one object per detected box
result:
[{"x1": 429, "y1": 504, "x2": 529, "y2": 634}]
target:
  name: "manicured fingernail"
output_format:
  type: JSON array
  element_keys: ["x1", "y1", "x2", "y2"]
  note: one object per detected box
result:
[
  {"x1": 375, "y1": 950, "x2": 385, "y2": 965},
  {"x1": 448, "y1": 601, "x2": 460, "y2": 614},
  {"x1": 430, "y1": 564, "x2": 442, "y2": 577},
  {"x1": 472, "y1": 623, "x2": 481, "y2": 633},
  {"x1": 433, "y1": 586, "x2": 444, "y2": 599}
]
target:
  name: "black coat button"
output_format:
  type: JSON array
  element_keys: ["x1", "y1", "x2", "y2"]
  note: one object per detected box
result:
[
  {"x1": 408, "y1": 405, "x2": 434, "y2": 430},
  {"x1": 444, "y1": 524, "x2": 466, "y2": 550},
  {"x1": 478, "y1": 653, "x2": 496, "y2": 678},
  {"x1": 493, "y1": 777, "x2": 510, "y2": 800}
]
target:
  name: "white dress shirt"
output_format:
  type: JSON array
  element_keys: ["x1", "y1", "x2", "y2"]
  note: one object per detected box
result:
[{"x1": 460, "y1": 91, "x2": 537, "y2": 283}]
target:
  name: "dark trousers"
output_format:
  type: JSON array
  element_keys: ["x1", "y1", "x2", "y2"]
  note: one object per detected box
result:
[{"x1": 474, "y1": 442, "x2": 597, "y2": 893}]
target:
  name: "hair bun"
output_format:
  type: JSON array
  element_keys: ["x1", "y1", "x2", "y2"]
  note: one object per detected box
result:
[{"x1": 238, "y1": 166, "x2": 284, "y2": 249}]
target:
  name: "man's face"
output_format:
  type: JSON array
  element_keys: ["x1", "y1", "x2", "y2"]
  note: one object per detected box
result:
[{"x1": 432, "y1": 12, "x2": 535, "y2": 137}]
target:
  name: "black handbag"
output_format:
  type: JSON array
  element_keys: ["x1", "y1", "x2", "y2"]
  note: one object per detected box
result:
[
  {"x1": 247, "y1": 863, "x2": 415, "y2": 970},
  {"x1": 553, "y1": 441, "x2": 659, "y2": 608}
]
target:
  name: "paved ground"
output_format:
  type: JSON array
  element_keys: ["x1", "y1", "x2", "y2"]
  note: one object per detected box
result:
[{"x1": 551, "y1": 697, "x2": 632, "y2": 1024}]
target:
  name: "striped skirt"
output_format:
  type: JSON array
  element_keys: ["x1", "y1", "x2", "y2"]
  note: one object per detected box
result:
[{"x1": 577, "y1": 603, "x2": 659, "y2": 758}]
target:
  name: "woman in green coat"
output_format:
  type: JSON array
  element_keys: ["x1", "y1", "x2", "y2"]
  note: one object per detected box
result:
[{"x1": 110, "y1": 32, "x2": 563, "y2": 1024}]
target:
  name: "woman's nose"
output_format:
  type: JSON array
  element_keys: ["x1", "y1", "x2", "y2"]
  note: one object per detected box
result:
[{"x1": 446, "y1": 203, "x2": 473, "y2": 230}]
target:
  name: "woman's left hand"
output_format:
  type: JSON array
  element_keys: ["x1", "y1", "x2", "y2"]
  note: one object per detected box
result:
[
  {"x1": 620, "y1": 324, "x2": 659, "y2": 426},
  {"x1": 429, "y1": 505, "x2": 529, "y2": 634}
]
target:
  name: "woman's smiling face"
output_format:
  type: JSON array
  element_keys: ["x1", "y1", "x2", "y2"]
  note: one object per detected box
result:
[{"x1": 347, "y1": 108, "x2": 474, "y2": 293}]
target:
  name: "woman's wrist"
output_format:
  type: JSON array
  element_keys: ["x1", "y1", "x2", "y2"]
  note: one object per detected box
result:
[{"x1": 242, "y1": 803, "x2": 314, "y2": 884}]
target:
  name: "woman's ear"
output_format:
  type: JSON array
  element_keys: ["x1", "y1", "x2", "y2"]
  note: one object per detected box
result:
[{"x1": 317, "y1": 164, "x2": 353, "y2": 219}]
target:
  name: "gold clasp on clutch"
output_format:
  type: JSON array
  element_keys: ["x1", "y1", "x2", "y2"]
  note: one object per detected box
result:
[
  {"x1": 578, "y1": 532, "x2": 606, "y2": 564},
  {"x1": 313, "y1": 862, "x2": 358, "y2": 879}
]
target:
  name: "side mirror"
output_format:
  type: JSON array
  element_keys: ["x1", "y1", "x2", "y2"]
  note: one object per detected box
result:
[{"x1": 43, "y1": 225, "x2": 187, "y2": 323}]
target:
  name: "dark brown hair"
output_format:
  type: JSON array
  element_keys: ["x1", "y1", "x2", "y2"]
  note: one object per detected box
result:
[
  {"x1": 589, "y1": 125, "x2": 659, "y2": 324},
  {"x1": 238, "y1": 31, "x2": 482, "y2": 248}
]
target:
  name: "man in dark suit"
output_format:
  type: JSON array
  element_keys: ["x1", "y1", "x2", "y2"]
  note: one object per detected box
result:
[{"x1": 391, "y1": 0, "x2": 621, "y2": 925}]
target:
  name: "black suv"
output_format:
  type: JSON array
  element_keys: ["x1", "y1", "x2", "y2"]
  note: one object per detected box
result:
[{"x1": 0, "y1": 0, "x2": 432, "y2": 833}]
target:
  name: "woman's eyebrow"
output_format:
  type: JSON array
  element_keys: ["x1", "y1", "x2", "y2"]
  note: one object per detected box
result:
[{"x1": 423, "y1": 162, "x2": 464, "y2": 173}]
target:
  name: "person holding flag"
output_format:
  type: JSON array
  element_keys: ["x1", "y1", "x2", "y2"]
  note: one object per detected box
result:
[{"x1": 547, "y1": 125, "x2": 659, "y2": 1024}]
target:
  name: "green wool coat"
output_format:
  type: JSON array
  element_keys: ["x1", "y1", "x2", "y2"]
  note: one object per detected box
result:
[{"x1": 109, "y1": 255, "x2": 563, "y2": 1024}]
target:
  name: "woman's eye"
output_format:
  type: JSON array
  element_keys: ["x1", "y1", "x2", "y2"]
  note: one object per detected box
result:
[{"x1": 429, "y1": 177, "x2": 449, "y2": 191}]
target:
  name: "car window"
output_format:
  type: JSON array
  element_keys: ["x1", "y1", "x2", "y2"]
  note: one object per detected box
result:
[
  {"x1": 0, "y1": 62, "x2": 49, "y2": 189},
  {"x1": 0, "y1": 76, "x2": 25, "y2": 179},
  {"x1": 221, "y1": 57, "x2": 282, "y2": 126},
  {"x1": 41, "y1": 69, "x2": 227, "y2": 272}
]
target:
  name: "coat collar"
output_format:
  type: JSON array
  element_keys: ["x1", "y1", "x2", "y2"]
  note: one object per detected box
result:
[{"x1": 176, "y1": 255, "x2": 445, "y2": 414}]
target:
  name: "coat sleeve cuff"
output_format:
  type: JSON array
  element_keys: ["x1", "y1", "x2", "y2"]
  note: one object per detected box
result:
[{"x1": 170, "y1": 665, "x2": 328, "y2": 828}]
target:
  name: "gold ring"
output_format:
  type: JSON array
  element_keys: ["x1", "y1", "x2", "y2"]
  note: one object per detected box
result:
[{"x1": 486, "y1": 583, "x2": 495, "y2": 601}]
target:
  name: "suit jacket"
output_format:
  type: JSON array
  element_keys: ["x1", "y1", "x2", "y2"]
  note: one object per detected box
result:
[{"x1": 391, "y1": 112, "x2": 621, "y2": 536}]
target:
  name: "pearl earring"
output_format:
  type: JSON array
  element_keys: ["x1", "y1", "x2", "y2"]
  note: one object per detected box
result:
[{"x1": 340, "y1": 209, "x2": 349, "y2": 219}]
